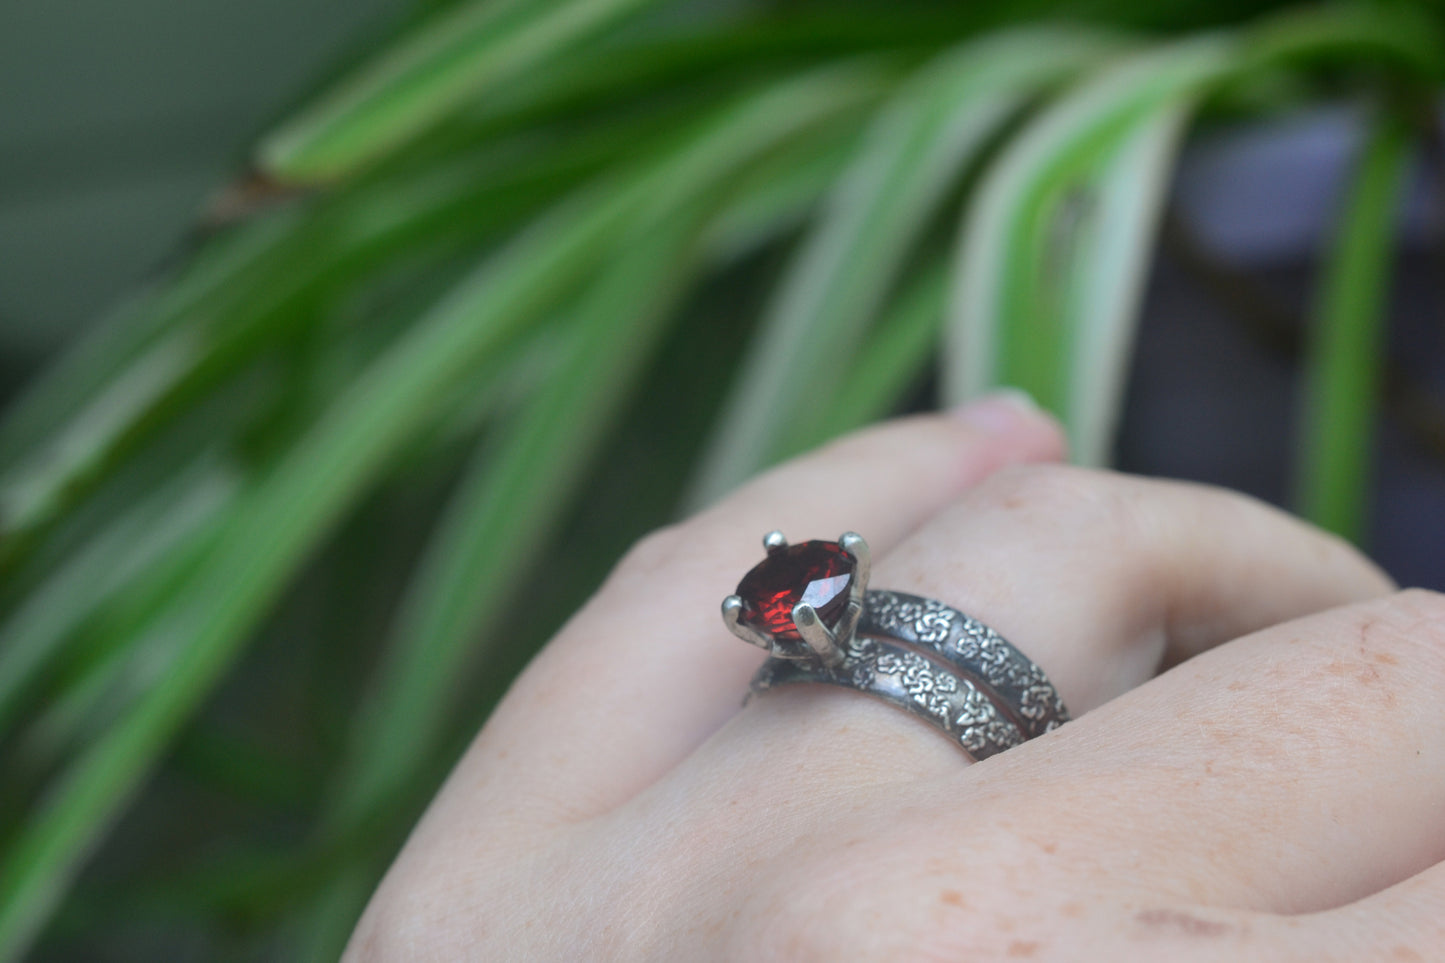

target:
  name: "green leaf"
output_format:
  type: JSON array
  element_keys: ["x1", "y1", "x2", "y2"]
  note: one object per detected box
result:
[
  {"x1": 0, "y1": 124, "x2": 646, "y2": 570},
  {"x1": 944, "y1": 35, "x2": 1233, "y2": 428},
  {"x1": 293, "y1": 67, "x2": 889, "y2": 959},
  {"x1": 686, "y1": 28, "x2": 1119, "y2": 508},
  {"x1": 0, "y1": 189, "x2": 628, "y2": 963},
  {"x1": 0, "y1": 64, "x2": 885, "y2": 963},
  {"x1": 257, "y1": 0, "x2": 670, "y2": 182},
  {"x1": 303, "y1": 200, "x2": 709, "y2": 963},
  {"x1": 1238, "y1": 3, "x2": 1445, "y2": 82},
  {"x1": 0, "y1": 213, "x2": 303, "y2": 473},
  {"x1": 700, "y1": 127, "x2": 860, "y2": 264},
  {"x1": 1295, "y1": 110, "x2": 1410, "y2": 541},
  {"x1": 816, "y1": 255, "x2": 951, "y2": 439},
  {"x1": 0, "y1": 336, "x2": 205, "y2": 554},
  {"x1": 0, "y1": 459, "x2": 235, "y2": 736},
  {"x1": 1064, "y1": 102, "x2": 1193, "y2": 466}
]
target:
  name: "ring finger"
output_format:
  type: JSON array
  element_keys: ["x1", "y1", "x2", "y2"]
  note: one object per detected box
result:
[{"x1": 679, "y1": 462, "x2": 1393, "y2": 791}]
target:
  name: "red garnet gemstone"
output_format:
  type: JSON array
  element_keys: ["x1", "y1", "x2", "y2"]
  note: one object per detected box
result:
[{"x1": 736, "y1": 540, "x2": 855, "y2": 640}]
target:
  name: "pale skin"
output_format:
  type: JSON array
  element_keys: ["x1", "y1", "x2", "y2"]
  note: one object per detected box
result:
[{"x1": 345, "y1": 395, "x2": 1445, "y2": 961}]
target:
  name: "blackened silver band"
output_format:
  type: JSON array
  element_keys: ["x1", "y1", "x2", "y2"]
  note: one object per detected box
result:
[
  {"x1": 750, "y1": 635, "x2": 1025, "y2": 760},
  {"x1": 859, "y1": 589, "x2": 1070, "y2": 738}
]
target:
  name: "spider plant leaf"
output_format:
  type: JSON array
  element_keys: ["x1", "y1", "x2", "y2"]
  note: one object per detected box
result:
[
  {"x1": 293, "y1": 71, "x2": 889, "y2": 958},
  {"x1": 814, "y1": 256, "x2": 950, "y2": 440},
  {"x1": 686, "y1": 28, "x2": 1121, "y2": 509},
  {"x1": 0, "y1": 123, "x2": 655, "y2": 570},
  {"x1": 3, "y1": 102, "x2": 708, "y2": 488},
  {"x1": 945, "y1": 35, "x2": 1234, "y2": 430},
  {"x1": 0, "y1": 192, "x2": 628, "y2": 963},
  {"x1": 700, "y1": 128, "x2": 860, "y2": 264},
  {"x1": 0, "y1": 64, "x2": 884, "y2": 963},
  {"x1": 0, "y1": 211, "x2": 301, "y2": 472},
  {"x1": 20, "y1": 65, "x2": 883, "y2": 769},
  {"x1": 0, "y1": 459, "x2": 235, "y2": 736},
  {"x1": 6, "y1": 323, "x2": 555, "y2": 781},
  {"x1": 327, "y1": 119, "x2": 865, "y2": 830},
  {"x1": 1238, "y1": 3, "x2": 1445, "y2": 82},
  {"x1": 257, "y1": 0, "x2": 669, "y2": 182},
  {"x1": 301, "y1": 205, "x2": 709, "y2": 962},
  {"x1": 1295, "y1": 111, "x2": 1410, "y2": 542},
  {"x1": 1064, "y1": 102, "x2": 1193, "y2": 466},
  {"x1": 334, "y1": 215, "x2": 704, "y2": 823}
]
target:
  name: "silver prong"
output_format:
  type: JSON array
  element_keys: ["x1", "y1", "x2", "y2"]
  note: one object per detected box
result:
[
  {"x1": 839, "y1": 531, "x2": 870, "y2": 601},
  {"x1": 792, "y1": 603, "x2": 844, "y2": 667},
  {"x1": 833, "y1": 597, "x2": 862, "y2": 649},
  {"x1": 723, "y1": 595, "x2": 773, "y2": 650},
  {"x1": 763, "y1": 530, "x2": 788, "y2": 555}
]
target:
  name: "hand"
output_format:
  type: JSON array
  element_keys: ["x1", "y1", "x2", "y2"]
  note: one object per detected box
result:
[{"x1": 345, "y1": 398, "x2": 1444, "y2": 962}]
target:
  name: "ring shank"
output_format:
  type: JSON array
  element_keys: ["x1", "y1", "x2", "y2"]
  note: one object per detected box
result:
[
  {"x1": 859, "y1": 590, "x2": 1069, "y2": 738},
  {"x1": 749, "y1": 589, "x2": 1068, "y2": 759},
  {"x1": 750, "y1": 635, "x2": 1024, "y2": 760}
]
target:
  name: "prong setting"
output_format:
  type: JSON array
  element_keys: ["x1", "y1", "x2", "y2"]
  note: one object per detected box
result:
[
  {"x1": 792, "y1": 602, "x2": 844, "y2": 667},
  {"x1": 838, "y1": 531, "x2": 870, "y2": 597},
  {"x1": 722, "y1": 595, "x2": 774, "y2": 650},
  {"x1": 724, "y1": 532, "x2": 870, "y2": 664}
]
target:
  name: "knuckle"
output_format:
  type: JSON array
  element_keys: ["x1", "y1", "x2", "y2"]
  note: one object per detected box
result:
[
  {"x1": 748, "y1": 908, "x2": 837, "y2": 963},
  {"x1": 728, "y1": 850, "x2": 875, "y2": 963},
  {"x1": 971, "y1": 463, "x2": 1134, "y2": 532},
  {"x1": 1271, "y1": 589, "x2": 1445, "y2": 727},
  {"x1": 747, "y1": 881, "x2": 866, "y2": 963},
  {"x1": 609, "y1": 523, "x2": 687, "y2": 585},
  {"x1": 1384, "y1": 586, "x2": 1445, "y2": 626},
  {"x1": 1210, "y1": 590, "x2": 1445, "y2": 774},
  {"x1": 1329, "y1": 588, "x2": 1445, "y2": 664},
  {"x1": 1312, "y1": 527, "x2": 1395, "y2": 592}
]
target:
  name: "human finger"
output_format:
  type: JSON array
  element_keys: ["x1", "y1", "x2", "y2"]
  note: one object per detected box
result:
[
  {"x1": 445, "y1": 398, "x2": 1065, "y2": 819},
  {"x1": 958, "y1": 589, "x2": 1445, "y2": 918},
  {"x1": 868, "y1": 465, "x2": 1396, "y2": 716},
  {"x1": 1278, "y1": 857, "x2": 1445, "y2": 961}
]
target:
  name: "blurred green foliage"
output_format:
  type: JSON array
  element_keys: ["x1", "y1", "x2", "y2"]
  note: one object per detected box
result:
[{"x1": 0, "y1": 0, "x2": 1438, "y2": 958}]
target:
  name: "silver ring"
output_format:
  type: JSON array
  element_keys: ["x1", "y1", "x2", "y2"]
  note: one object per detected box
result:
[
  {"x1": 750, "y1": 635, "x2": 1026, "y2": 759},
  {"x1": 722, "y1": 531, "x2": 1069, "y2": 758},
  {"x1": 860, "y1": 590, "x2": 1069, "y2": 739}
]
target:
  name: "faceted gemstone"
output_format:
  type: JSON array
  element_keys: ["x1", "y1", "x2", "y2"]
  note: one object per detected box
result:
[{"x1": 736, "y1": 540, "x2": 855, "y2": 640}]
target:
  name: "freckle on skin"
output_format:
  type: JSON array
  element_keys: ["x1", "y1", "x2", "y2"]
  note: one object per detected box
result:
[
  {"x1": 940, "y1": 890, "x2": 967, "y2": 909},
  {"x1": 1006, "y1": 940, "x2": 1039, "y2": 957},
  {"x1": 1392, "y1": 946, "x2": 1423, "y2": 961},
  {"x1": 1135, "y1": 908, "x2": 1230, "y2": 938},
  {"x1": 1374, "y1": 650, "x2": 1399, "y2": 665},
  {"x1": 1323, "y1": 660, "x2": 1383, "y2": 686},
  {"x1": 1061, "y1": 902, "x2": 1083, "y2": 918}
]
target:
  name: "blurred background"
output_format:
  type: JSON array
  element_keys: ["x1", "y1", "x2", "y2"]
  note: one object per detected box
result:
[{"x1": 1, "y1": 0, "x2": 1442, "y2": 959}]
